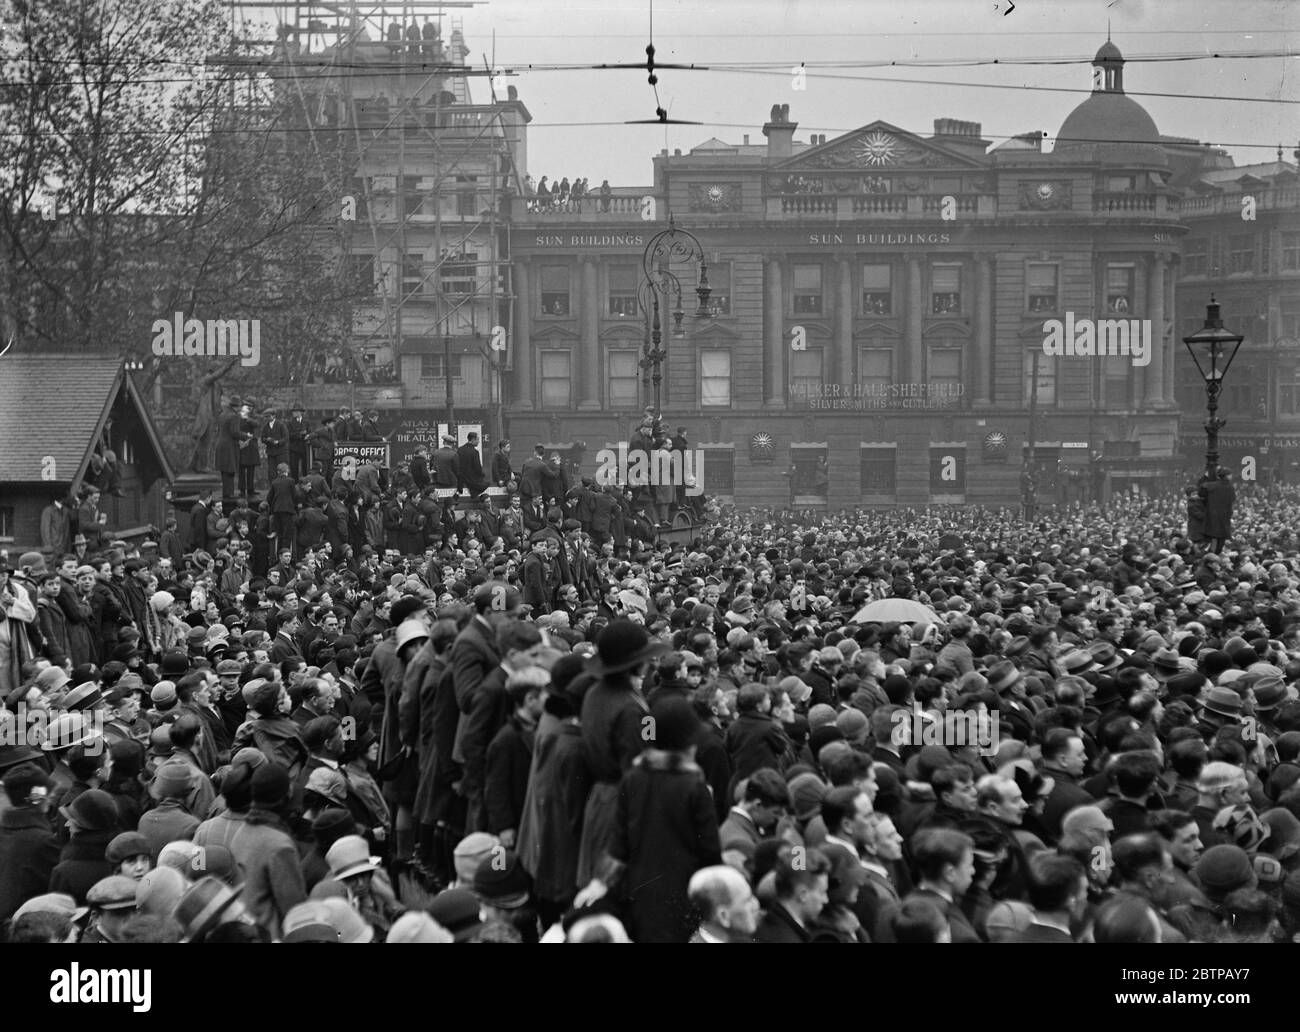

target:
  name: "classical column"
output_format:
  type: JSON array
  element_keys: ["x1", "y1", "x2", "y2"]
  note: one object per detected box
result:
[
  {"x1": 578, "y1": 255, "x2": 601, "y2": 409},
  {"x1": 905, "y1": 254, "x2": 924, "y2": 385},
  {"x1": 1143, "y1": 255, "x2": 1166, "y2": 408},
  {"x1": 837, "y1": 256, "x2": 854, "y2": 387},
  {"x1": 764, "y1": 256, "x2": 785, "y2": 407},
  {"x1": 974, "y1": 254, "x2": 993, "y2": 405},
  {"x1": 1164, "y1": 256, "x2": 1178, "y2": 404},
  {"x1": 513, "y1": 260, "x2": 533, "y2": 409}
]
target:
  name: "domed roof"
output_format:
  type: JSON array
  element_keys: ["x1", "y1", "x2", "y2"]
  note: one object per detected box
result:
[
  {"x1": 1056, "y1": 92, "x2": 1160, "y2": 148},
  {"x1": 1094, "y1": 40, "x2": 1123, "y2": 63},
  {"x1": 1054, "y1": 37, "x2": 1160, "y2": 152}
]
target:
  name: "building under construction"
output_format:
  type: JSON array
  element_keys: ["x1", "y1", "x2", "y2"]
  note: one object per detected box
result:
[{"x1": 227, "y1": 1, "x2": 528, "y2": 448}]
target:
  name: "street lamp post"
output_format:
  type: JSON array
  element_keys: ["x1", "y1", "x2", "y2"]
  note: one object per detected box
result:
[
  {"x1": 1182, "y1": 296, "x2": 1245, "y2": 481},
  {"x1": 638, "y1": 214, "x2": 713, "y2": 431}
]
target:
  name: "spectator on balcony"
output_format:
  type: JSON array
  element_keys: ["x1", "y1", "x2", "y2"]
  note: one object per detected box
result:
[
  {"x1": 405, "y1": 21, "x2": 421, "y2": 55},
  {"x1": 558, "y1": 178, "x2": 570, "y2": 209},
  {"x1": 536, "y1": 177, "x2": 550, "y2": 210},
  {"x1": 457, "y1": 433, "x2": 488, "y2": 497},
  {"x1": 493, "y1": 439, "x2": 514, "y2": 488},
  {"x1": 421, "y1": 18, "x2": 437, "y2": 56},
  {"x1": 599, "y1": 180, "x2": 611, "y2": 212},
  {"x1": 385, "y1": 21, "x2": 401, "y2": 53}
]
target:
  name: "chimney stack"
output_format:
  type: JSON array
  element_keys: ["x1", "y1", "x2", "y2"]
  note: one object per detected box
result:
[{"x1": 763, "y1": 103, "x2": 796, "y2": 160}]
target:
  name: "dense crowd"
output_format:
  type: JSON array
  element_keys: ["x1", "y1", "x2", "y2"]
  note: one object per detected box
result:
[{"x1": 4, "y1": 434, "x2": 1300, "y2": 943}]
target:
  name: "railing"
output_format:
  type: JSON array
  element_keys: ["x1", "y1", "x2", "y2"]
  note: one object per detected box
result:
[
  {"x1": 852, "y1": 196, "x2": 908, "y2": 214},
  {"x1": 781, "y1": 195, "x2": 837, "y2": 214},
  {"x1": 1091, "y1": 192, "x2": 1157, "y2": 213},
  {"x1": 764, "y1": 194, "x2": 995, "y2": 218},
  {"x1": 1176, "y1": 187, "x2": 1300, "y2": 216},
  {"x1": 508, "y1": 193, "x2": 658, "y2": 221}
]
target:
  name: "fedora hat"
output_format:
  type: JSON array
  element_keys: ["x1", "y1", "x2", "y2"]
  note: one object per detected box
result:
[
  {"x1": 1201, "y1": 686, "x2": 1245, "y2": 720},
  {"x1": 986, "y1": 660, "x2": 1023, "y2": 694},
  {"x1": 590, "y1": 619, "x2": 668, "y2": 676},
  {"x1": 1060, "y1": 650, "x2": 1095, "y2": 676},
  {"x1": 1152, "y1": 648, "x2": 1183, "y2": 675},
  {"x1": 1087, "y1": 641, "x2": 1122, "y2": 671},
  {"x1": 174, "y1": 877, "x2": 243, "y2": 942},
  {"x1": 1253, "y1": 674, "x2": 1288, "y2": 712},
  {"x1": 40, "y1": 712, "x2": 97, "y2": 752}
]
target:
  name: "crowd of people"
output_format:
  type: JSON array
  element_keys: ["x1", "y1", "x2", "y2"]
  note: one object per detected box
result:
[
  {"x1": 524, "y1": 176, "x2": 613, "y2": 213},
  {"x1": 5, "y1": 435, "x2": 1300, "y2": 943}
]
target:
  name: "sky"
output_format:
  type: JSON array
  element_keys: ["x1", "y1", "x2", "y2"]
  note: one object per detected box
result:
[{"x1": 422, "y1": 0, "x2": 1300, "y2": 187}]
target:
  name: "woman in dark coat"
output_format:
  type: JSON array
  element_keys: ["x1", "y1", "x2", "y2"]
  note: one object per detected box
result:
[
  {"x1": 1201, "y1": 469, "x2": 1234, "y2": 553},
  {"x1": 581, "y1": 694, "x2": 722, "y2": 943},
  {"x1": 1185, "y1": 485, "x2": 1207, "y2": 545},
  {"x1": 49, "y1": 789, "x2": 121, "y2": 904}
]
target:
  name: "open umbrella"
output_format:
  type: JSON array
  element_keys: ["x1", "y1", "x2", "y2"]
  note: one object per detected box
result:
[{"x1": 850, "y1": 598, "x2": 942, "y2": 626}]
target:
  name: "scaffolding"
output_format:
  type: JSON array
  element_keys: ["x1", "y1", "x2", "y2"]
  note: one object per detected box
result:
[{"x1": 219, "y1": 1, "x2": 526, "y2": 442}]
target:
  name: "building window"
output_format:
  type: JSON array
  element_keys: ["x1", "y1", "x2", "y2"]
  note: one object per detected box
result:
[
  {"x1": 1283, "y1": 297, "x2": 1300, "y2": 339},
  {"x1": 402, "y1": 253, "x2": 425, "y2": 296},
  {"x1": 706, "y1": 262, "x2": 731, "y2": 316},
  {"x1": 1105, "y1": 355, "x2": 1131, "y2": 408},
  {"x1": 929, "y1": 446, "x2": 967, "y2": 497},
  {"x1": 540, "y1": 265, "x2": 570, "y2": 316},
  {"x1": 347, "y1": 254, "x2": 374, "y2": 294},
  {"x1": 1106, "y1": 265, "x2": 1133, "y2": 313},
  {"x1": 927, "y1": 347, "x2": 962, "y2": 400},
  {"x1": 607, "y1": 350, "x2": 639, "y2": 408},
  {"x1": 859, "y1": 347, "x2": 893, "y2": 397},
  {"x1": 1184, "y1": 238, "x2": 1209, "y2": 276},
  {"x1": 859, "y1": 447, "x2": 897, "y2": 495},
  {"x1": 932, "y1": 265, "x2": 961, "y2": 314},
  {"x1": 862, "y1": 263, "x2": 892, "y2": 315},
  {"x1": 790, "y1": 348, "x2": 823, "y2": 400},
  {"x1": 1281, "y1": 368, "x2": 1300, "y2": 415},
  {"x1": 1024, "y1": 349, "x2": 1057, "y2": 405},
  {"x1": 702, "y1": 448, "x2": 734, "y2": 494},
  {"x1": 1283, "y1": 233, "x2": 1300, "y2": 271},
  {"x1": 419, "y1": 352, "x2": 462, "y2": 380},
  {"x1": 1229, "y1": 234, "x2": 1256, "y2": 274},
  {"x1": 456, "y1": 175, "x2": 478, "y2": 216},
  {"x1": 540, "y1": 351, "x2": 572, "y2": 408},
  {"x1": 0, "y1": 505, "x2": 12, "y2": 542},
  {"x1": 791, "y1": 446, "x2": 828, "y2": 498},
  {"x1": 608, "y1": 265, "x2": 639, "y2": 318},
  {"x1": 401, "y1": 176, "x2": 425, "y2": 218},
  {"x1": 1106, "y1": 174, "x2": 1137, "y2": 192},
  {"x1": 793, "y1": 264, "x2": 823, "y2": 315},
  {"x1": 700, "y1": 349, "x2": 731, "y2": 407},
  {"x1": 1027, "y1": 263, "x2": 1058, "y2": 313},
  {"x1": 441, "y1": 252, "x2": 477, "y2": 295}
]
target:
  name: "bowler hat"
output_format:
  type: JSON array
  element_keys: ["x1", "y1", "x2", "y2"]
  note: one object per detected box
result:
[{"x1": 590, "y1": 619, "x2": 668, "y2": 676}]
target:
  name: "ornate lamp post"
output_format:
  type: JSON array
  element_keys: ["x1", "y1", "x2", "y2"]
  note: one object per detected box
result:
[
  {"x1": 638, "y1": 214, "x2": 712, "y2": 431},
  {"x1": 1182, "y1": 297, "x2": 1244, "y2": 480}
]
